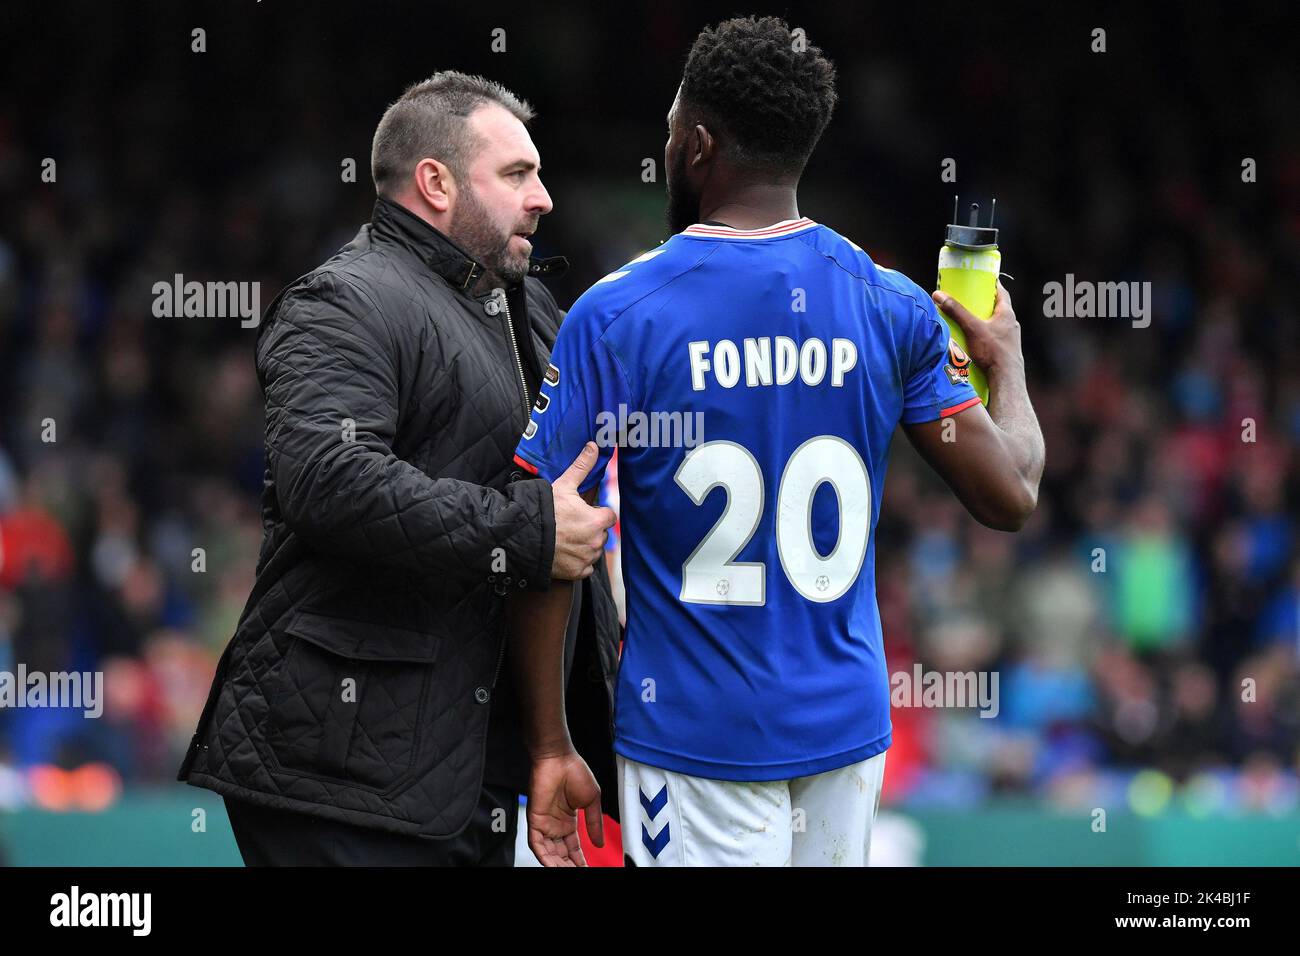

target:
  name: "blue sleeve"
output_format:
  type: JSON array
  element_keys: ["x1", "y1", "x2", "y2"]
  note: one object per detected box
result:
[
  {"x1": 513, "y1": 299, "x2": 632, "y2": 494},
  {"x1": 900, "y1": 298, "x2": 982, "y2": 424}
]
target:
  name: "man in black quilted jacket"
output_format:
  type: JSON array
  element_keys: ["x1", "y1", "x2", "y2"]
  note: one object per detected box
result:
[{"x1": 176, "y1": 72, "x2": 621, "y2": 865}]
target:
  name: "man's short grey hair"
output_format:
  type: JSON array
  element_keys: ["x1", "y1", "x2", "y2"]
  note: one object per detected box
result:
[{"x1": 370, "y1": 71, "x2": 535, "y2": 196}]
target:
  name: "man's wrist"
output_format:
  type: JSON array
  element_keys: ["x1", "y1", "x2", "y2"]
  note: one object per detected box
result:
[
  {"x1": 984, "y1": 354, "x2": 1026, "y2": 387},
  {"x1": 527, "y1": 737, "x2": 575, "y2": 761}
]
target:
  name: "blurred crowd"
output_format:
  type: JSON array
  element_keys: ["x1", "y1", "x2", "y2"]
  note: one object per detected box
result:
[{"x1": 0, "y1": 2, "x2": 1297, "y2": 817}]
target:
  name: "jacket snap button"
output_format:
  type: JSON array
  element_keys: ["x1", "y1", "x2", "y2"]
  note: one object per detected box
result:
[
  {"x1": 493, "y1": 580, "x2": 508, "y2": 596},
  {"x1": 509, "y1": 470, "x2": 523, "y2": 482},
  {"x1": 518, "y1": 578, "x2": 527, "y2": 589},
  {"x1": 474, "y1": 687, "x2": 490, "y2": 704}
]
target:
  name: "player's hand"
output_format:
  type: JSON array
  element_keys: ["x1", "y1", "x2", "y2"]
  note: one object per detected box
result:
[
  {"x1": 550, "y1": 442, "x2": 617, "y2": 580},
  {"x1": 526, "y1": 749, "x2": 604, "y2": 866},
  {"x1": 932, "y1": 281, "x2": 1023, "y2": 376}
]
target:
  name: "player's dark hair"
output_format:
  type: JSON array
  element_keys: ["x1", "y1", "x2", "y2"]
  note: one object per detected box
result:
[
  {"x1": 679, "y1": 16, "x2": 837, "y2": 173},
  {"x1": 371, "y1": 71, "x2": 535, "y2": 196}
]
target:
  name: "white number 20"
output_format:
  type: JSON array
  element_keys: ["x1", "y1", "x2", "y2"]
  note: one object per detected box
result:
[{"x1": 674, "y1": 436, "x2": 871, "y2": 605}]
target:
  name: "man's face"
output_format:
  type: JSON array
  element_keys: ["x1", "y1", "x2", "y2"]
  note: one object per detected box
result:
[
  {"x1": 449, "y1": 103, "x2": 552, "y2": 286},
  {"x1": 664, "y1": 88, "x2": 702, "y2": 234}
]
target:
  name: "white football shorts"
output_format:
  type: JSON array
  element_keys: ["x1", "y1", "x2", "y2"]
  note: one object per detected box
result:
[{"x1": 618, "y1": 750, "x2": 887, "y2": 866}]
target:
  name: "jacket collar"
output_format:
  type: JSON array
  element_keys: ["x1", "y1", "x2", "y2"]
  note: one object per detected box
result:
[{"x1": 369, "y1": 195, "x2": 568, "y2": 291}]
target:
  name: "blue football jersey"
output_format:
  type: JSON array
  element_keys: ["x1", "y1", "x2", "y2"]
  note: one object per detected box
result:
[{"x1": 514, "y1": 218, "x2": 981, "y2": 781}]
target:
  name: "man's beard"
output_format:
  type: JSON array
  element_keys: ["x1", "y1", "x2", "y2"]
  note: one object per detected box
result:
[
  {"x1": 665, "y1": 148, "x2": 700, "y2": 235},
  {"x1": 452, "y1": 185, "x2": 532, "y2": 286}
]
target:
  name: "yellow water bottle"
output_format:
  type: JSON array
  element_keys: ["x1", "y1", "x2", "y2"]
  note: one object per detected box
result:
[{"x1": 936, "y1": 197, "x2": 1000, "y2": 404}]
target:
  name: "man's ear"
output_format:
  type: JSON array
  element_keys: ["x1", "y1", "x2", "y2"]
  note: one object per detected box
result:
[
  {"x1": 413, "y1": 157, "x2": 455, "y2": 214},
  {"x1": 690, "y1": 123, "x2": 715, "y2": 168}
]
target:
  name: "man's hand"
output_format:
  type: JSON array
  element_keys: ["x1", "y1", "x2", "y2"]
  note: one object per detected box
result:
[
  {"x1": 551, "y1": 442, "x2": 617, "y2": 580},
  {"x1": 906, "y1": 279, "x2": 1044, "y2": 532},
  {"x1": 932, "y1": 280, "x2": 1022, "y2": 376},
  {"x1": 526, "y1": 750, "x2": 604, "y2": 866}
]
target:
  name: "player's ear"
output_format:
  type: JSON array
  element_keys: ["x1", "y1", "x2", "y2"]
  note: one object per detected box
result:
[{"x1": 691, "y1": 123, "x2": 715, "y2": 167}]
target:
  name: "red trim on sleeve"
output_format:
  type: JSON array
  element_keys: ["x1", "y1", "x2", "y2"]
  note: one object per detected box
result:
[
  {"x1": 940, "y1": 396, "x2": 983, "y2": 417},
  {"x1": 512, "y1": 454, "x2": 539, "y2": 475}
]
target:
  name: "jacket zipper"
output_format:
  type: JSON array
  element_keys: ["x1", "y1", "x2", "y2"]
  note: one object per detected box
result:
[
  {"x1": 490, "y1": 287, "x2": 528, "y2": 689},
  {"x1": 497, "y1": 288, "x2": 531, "y2": 428},
  {"x1": 491, "y1": 634, "x2": 507, "y2": 689}
]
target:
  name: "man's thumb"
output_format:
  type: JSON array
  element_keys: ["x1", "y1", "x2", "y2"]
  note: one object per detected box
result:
[
  {"x1": 932, "y1": 290, "x2": 978, "y2": 336},
  {"x1": 555, "y1": 441, "x2": 599, "y2": 490},
  {"x1": 584, "y1": 799, "x2": 605, "y2": 847}
]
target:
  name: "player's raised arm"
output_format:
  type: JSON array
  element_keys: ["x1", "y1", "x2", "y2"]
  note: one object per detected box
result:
[{"x1": 904, "y1": 282, "x2": 1044, "y2": 531}]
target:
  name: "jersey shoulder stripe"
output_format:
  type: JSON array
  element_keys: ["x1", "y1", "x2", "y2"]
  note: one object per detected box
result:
[
  {"x1": 567, "y1": 237, "x2": 721, "y2": 335},
  {"x1": 794, "y1": 226, "x2": 937, "y2": 316}
]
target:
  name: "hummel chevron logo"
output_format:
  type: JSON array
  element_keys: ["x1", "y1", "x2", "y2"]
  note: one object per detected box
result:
[
  {"x1": 639, "y1": 785, "x2": 670, "y2": 858},
  {"x1": 641, "y1": 821, "x2": 670, "y2": 858},
  {"x1": 639, "y1": 785, "x2": 668, "y2": 820}
]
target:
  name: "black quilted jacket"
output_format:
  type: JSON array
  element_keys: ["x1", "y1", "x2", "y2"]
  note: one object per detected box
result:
[{"x1": 177, "y1": 197, "x2": 621, "y2": 839}]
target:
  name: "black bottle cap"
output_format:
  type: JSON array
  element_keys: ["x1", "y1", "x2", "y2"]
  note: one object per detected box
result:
[
  {"x1": 944, "y1": 224, "x2": 999, "y2": 250},
  {"x1": 944, "y1": 198, "x2": 999, "y2": 249}
]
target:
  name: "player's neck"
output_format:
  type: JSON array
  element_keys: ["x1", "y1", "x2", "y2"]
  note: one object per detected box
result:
[{"x1": 700, "y1": 184, "x2": 800, "y2": 231}]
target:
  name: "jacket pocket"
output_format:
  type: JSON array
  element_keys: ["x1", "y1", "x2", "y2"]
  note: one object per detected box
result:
[{"x1": 266, "y1": 608, "x2": 438, "y2": 793}]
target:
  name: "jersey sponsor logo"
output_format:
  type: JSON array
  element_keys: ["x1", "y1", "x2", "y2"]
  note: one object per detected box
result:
[
  {"x1": 947, "y1": 338, "x2": 971, "y2": 368},
  {"x1": 944, "y1": 337, "x2": 972, "y2": 386}
]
